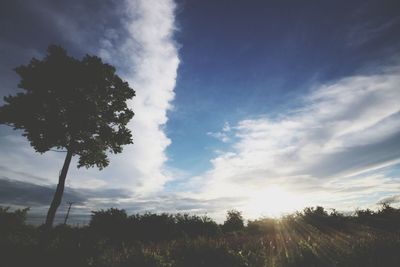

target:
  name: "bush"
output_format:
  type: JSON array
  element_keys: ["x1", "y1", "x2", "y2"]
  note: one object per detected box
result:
[
  {"x1": 222, "y1": 210, "x2": 244, "y2": 233},
  {"x1": 89, "y1": 208, "x2": 129, "y2": 242},
  {"x1": 0, "y1": 206, "x2": 29, "y2": 229},
  {"x1": 247, "y1": 218, "x2": 276, "y2": 235},
  {"x1": 2, "y1": 206, "x2": 400, "y2": 267},
  {"x1": 175, "y1": 214, "x2": 220, "y2": 238}
]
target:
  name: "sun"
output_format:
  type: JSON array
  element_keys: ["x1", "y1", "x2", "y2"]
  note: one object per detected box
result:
[{"x1": 244, "y1": 185, "x2": 307, "y2": 218}]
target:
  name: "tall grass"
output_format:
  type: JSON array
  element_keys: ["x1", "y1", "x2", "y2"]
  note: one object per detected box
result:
[{"x1": 1, "y1": 205, "x2": 399, "y2": 267}]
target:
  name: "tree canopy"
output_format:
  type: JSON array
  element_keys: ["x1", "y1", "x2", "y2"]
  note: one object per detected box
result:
[
  {"x1": 222, "y1": 210, "x2": 244, "y2": 233},
  {"x1": 0, "y1": 45, "x2": 135, "y2": 169},
  {"x1": 0, "y1": 45, "x2": 136, "y2": 227}
]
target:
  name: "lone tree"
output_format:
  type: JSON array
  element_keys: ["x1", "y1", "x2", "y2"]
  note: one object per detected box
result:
[{"x1": 0, "y1": 45, "x2": 135, "y2": 228}]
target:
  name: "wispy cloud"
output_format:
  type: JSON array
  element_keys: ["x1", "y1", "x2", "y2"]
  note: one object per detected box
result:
[
  {"x1": 1, "y1": 0, "x2": 399, "y2": 222},
  {"x1": 346, "y1": 16, "x2": 400, "y2": 47},
  {"x1": 188, "y1": 65, "x2": 400, "y2": 218},
  {"x1": 207, "y1": 122, "x2": 232, "y2": 143}
]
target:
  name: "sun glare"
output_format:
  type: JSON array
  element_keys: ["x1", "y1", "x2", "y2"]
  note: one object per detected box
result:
[{"x1": 244, "y1": 185, "x2": 307, "y2": 218}]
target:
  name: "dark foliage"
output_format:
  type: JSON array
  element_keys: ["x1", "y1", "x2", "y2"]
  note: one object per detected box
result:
[
  {"x1": 0, "y1": 206, "x2": 29, "y2": 229},
  {"x1": 246, "y1": 217, "x2": 276, "y2": 235},
  {"x1": 0, "y1": 45, "x2": 135, "y2": 168},
  {"x1": 175, "y1": 213, "x2": 220, "y2": 238},
  {"x1": 1, "y1": 206, "x2": 400, "y2": 267},
  {"x1": 0, "y1": 45, "x2": 135, "y2": 227},
  {"x1": 222, "y1": 209, "x2": 245, "y2": 233},
  {"x1": 89, "y1": 208, "x2": 220, "y2": 242}
]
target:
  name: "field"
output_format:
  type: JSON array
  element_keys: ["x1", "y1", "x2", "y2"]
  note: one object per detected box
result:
[{"x1": 1, "y1": 205, "x2": 400, "y2": 267}]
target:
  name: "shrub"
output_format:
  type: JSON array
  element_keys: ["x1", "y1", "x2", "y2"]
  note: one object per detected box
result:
[
  {"x1": 222, "y1": 210, "x2": 244, "y2": 233},
  {"x1": 0, "y1": 206, "x2": 29, "y2": 228}
]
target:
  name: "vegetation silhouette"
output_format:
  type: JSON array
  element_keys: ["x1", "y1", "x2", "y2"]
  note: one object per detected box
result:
[
  {"x1": 222, "y1": 209, "x2": 245, "y2": 233},
  {"x1": 1, "y1": 205, "x2": 400, "y2": 267},
  {"x1": 0, "y1": 45, "x2": 135, "y2": 228}
]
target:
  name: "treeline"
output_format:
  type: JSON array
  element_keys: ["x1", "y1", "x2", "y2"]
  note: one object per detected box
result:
[
  {"x1": 89, "y1": 208, "x2": 221, "y2": 241},
  {"x1": 87, "y1": 205, "x2": 400, "y2": 242},
  {"x1": 1, "y1": 205, "x2": 400, "y2": 267},
  {"x1": 2, "y1": 204, "x2": 400, "y2": 241}
]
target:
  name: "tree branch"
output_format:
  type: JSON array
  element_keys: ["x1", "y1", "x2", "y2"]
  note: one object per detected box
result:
[{"x1": 50, "y1": 149, "x2": 68, "y2": 153}]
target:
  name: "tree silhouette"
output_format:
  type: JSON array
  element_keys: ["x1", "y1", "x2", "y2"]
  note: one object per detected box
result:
[
  {"x1": 222, "y1": 210, "x2": 244, "y2": 233},
  {"x1": 0, "y1": 45, "x2": 135, "y2": 228}
]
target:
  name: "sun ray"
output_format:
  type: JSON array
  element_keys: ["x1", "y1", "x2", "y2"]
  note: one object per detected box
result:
[{"x1": 244, "y1": 185, "x2": 308, "y2": 218}]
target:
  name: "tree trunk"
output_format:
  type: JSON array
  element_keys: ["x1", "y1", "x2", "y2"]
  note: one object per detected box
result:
[{"x1": 44, "y1": 149, "x2": 73, "y2": 228}]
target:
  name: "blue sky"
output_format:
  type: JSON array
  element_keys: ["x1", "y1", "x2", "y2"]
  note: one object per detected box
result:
[
  {"x1": 167, "y1": 0, "x2": 400, "y2": 173},
  {"x1": 0, "y1": 0, "x2": 400, "y2": 222}
]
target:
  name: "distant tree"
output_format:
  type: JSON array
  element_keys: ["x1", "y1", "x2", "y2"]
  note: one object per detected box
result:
[
  {"x1": 304, "y1": 206, "x2": 328, "y2": 216},
  {"x1": 222, "y1": 210, "x2": 244, "y2": 233},
  {"x1": 0, "y1": 45, "x2": 135, "y2": 228},
  {"x1": 0, "y1": 206, "x2": 29, "y2": 228},
  {"x1": 355, "y1": 208, "x2": 374, "y2": 218},
  {"x1": 329, "y1": 208, "x2": 344, "y2": 217},
  {"x1": 175, "y1": 213, "x2": 220, "y2": 237}
]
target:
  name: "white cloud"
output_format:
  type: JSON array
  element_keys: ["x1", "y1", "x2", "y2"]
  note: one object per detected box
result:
[
  {"x1": 0, "y1": 0, "x2": 179, "y2": 198},
  {"x1": 1, "y1": 0, "x2": 400, "y2": 221},
  {"x1": 207, "y1": 122, "x2": 232, "y2": 143},
  {"x1": 188, "y1": 66, "x2": 400, "y2": 219},
  {"x1": 92, "y1": 0, "x2": 180, "y2": 194},
  {"x1": 207, "y1": 131, "x2": 231, "y2": 143}
]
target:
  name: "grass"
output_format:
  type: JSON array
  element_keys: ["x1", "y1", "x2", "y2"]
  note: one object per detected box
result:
[{"x1": 1, "y1": 205, "x2": 399, "y2": 267}]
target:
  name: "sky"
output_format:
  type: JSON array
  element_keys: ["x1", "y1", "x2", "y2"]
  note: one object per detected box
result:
[{"x1": 0, "y1": 0, "x2": 400, "y2": 223}]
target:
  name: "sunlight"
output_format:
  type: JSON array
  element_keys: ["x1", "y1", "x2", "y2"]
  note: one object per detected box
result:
[{"x1": 244, "y1": 185, "x2": 308, "y2": 218}]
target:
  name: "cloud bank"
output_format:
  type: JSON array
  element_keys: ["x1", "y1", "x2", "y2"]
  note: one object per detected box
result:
[
  {"x1": 94, "y1": 0, "x2": 180, "y2": 194},
  {"x1": 190, "y1": 65, "x2": 400, "y2": 219},
  {"x1": 0, "y1": 0, "x2": 179, "y2": 199}
]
